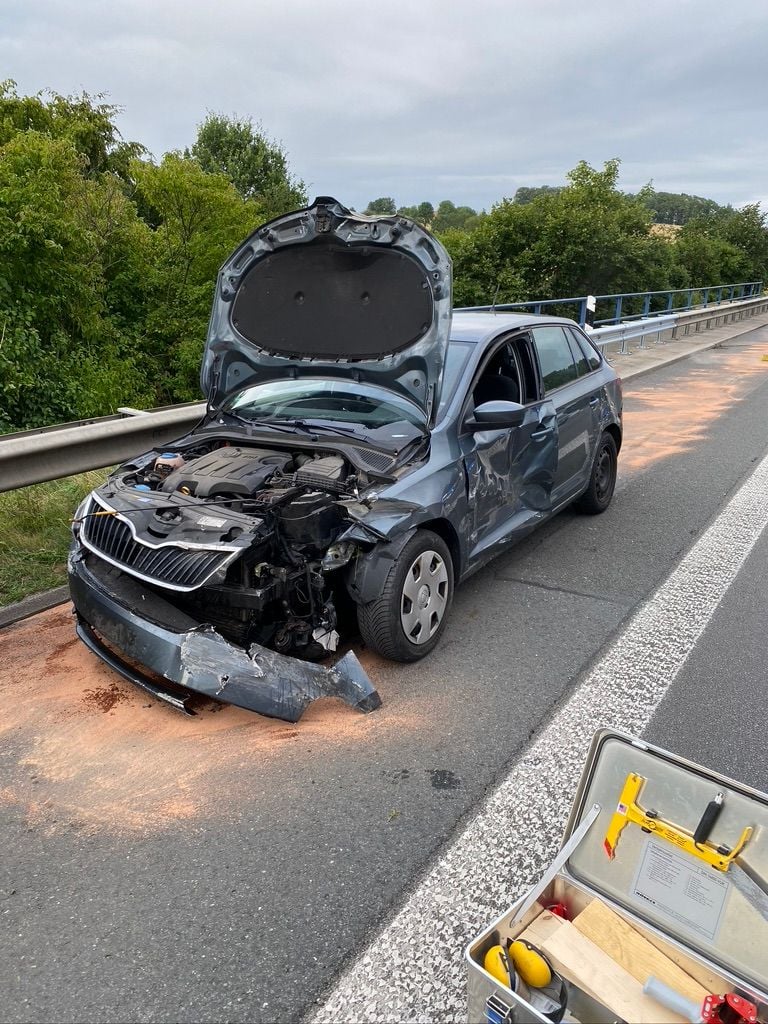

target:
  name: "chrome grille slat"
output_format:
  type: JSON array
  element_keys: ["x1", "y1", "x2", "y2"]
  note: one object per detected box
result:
[{"x1": 81, "y1": 499, "x2": 235, "y2": 591}]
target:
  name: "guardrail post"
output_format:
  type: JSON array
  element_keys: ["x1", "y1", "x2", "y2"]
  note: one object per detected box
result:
[
  {"x1": 666, "y1": 292, "x2": 674, "y2": 312},
  {"x1": 642, "y1": 294, "x2": 651, "y2": 318},
  {"x1": 614, "y1": 297, "x2": 622, "y2": 324}
]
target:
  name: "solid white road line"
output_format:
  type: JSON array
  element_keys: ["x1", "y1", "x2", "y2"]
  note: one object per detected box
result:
[{"x1": 310, "y1": 444, "x2": 768, "y2": 1024}]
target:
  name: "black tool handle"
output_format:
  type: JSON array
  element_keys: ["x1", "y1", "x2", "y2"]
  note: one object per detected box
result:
[{"x1": 694, "y1": 791, "x2": 724, "y2": 845}]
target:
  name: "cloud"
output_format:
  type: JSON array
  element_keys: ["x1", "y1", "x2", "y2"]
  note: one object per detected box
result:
[{"x1": 2, "y1": 0, "x2": 766, "y2": 211}]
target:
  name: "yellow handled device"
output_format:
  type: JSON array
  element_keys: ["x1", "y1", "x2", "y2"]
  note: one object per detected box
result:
[{"x1": 604, "y1": 772, "x2": 752, "y2": 871}]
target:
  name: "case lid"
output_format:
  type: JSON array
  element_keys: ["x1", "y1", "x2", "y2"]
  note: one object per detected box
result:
[{"x1": 563, "y1": 730, "x2": 768, "y2": 994}]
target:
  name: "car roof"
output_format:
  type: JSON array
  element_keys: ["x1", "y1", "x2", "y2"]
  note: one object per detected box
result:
[{"x1": 449, "y1": 310, "x2": 580, "y2": 344}]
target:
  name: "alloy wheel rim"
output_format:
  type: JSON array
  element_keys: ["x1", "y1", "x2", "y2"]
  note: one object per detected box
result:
[{"x1": 400, "y1": 549, "x2": 449, "y2": 645}]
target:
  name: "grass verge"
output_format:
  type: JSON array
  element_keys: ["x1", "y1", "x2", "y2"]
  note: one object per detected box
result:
[{"x1": 0, "y1": 470, "x2": 108, "y2": 606}]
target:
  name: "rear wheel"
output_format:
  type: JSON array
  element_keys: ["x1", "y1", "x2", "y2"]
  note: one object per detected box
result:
[
  {"x1": 357, "y1": 530, "x2": 454, "y2": 662},
  {"x1": 577, "y1": 431, "x2": 618, "y2": 514}
]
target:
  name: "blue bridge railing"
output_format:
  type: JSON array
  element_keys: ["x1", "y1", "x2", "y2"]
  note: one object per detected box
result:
[{"x1": 457, "y1": 281, "x2": 764, "y2": 328}]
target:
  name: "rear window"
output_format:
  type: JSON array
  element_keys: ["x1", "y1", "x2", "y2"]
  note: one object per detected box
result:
[
  {"x1": 531, "y1": 326, "x2": 578, "y2": 392},
  {"x1": 568, "y1": 326, "x2": 601, "y2": 372}
]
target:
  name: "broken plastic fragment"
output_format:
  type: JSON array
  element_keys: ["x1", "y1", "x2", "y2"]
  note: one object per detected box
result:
[{"x1": 179, "y1": 625, "x2": 380, "y2": 722}]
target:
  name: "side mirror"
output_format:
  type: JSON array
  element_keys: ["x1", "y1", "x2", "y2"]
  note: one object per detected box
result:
[{"x1": 471, "y1": 400, "x2": 527, "y2": 429}]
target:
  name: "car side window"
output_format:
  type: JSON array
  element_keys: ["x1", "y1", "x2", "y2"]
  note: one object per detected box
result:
[
  {"x1": 565, "y1": 328, "x2": 591, "y2": 377},
  {"x1": 531, "y1": 326, "x2": 578, "y2": 392},
  {"x1": 472, "y1": 341, "x2": 522, "y2": 408},
  {"x1": 568, "y1": 326, "x2": 601, "y2": 372}
]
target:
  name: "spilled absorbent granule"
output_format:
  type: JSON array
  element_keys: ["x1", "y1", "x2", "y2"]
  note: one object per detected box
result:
[
  {"x1": 620, "y1": 341, "x2": 768, "y2": 474},
  {"x1": 82, "y1": 682, "x2": 131, "y2": 713},
  {"x1": 0, "y1": 606, "x2": 388, "y2": 835}
]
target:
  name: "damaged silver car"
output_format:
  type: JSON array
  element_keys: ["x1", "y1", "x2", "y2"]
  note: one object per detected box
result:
[{"x1": 69, "y1": 197, "x2": 622, "y2": 722}]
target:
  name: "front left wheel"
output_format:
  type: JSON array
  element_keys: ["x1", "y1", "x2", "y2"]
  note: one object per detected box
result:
[{"x1": 357, "y1": 530, "x2": 454, "y2": 662}]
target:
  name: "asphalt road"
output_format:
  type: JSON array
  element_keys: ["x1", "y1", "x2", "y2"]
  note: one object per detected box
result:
[{"x1": 3, "y1": 331, "x2": 768, "y2": 1023}]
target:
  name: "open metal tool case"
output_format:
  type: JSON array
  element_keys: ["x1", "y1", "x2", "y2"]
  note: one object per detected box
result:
[{"x1": 466, "y1": 730, "x2": 768, "y2": 1023}]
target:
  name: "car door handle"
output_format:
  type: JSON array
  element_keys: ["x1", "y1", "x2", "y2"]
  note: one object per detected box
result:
[
  {"x1": 589, "y1": 397, "x2": 600, "y2": 407},
  {"x1": 530, "y1": 427, "x2": 551, "y2": 441}
]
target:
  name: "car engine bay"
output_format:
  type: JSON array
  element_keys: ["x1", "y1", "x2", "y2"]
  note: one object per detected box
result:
[{"x1": 79, "y1": 439, "x2": 378, "y2": 662}]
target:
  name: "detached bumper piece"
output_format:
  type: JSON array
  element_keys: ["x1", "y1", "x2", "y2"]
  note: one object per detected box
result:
[
  {"x1": 180, "y1": 627, "x2": 380, "y2": 721},
  {"x1": 69, "y1": 551, "x2": 381, "y2": 722}
]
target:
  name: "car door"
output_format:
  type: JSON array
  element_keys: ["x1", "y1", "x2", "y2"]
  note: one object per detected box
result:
[
  {"x1": 530, "y1": 325, "x2": 596, "y2": 505},
  {"x1": 460, "y1": 333, "x2": 559, "y2": 562}
]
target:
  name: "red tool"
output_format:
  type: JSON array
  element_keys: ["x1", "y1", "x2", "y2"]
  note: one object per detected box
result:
[
  {"x1": 701, "y1": 992, "x2": 758, "y2": 1024},
  {"x1": 644, "y1": 978, "x2": 758, "y2": 1024}
]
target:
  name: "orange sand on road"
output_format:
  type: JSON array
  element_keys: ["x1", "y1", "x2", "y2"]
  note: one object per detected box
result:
[
  {"x1": 2, "y1": 340, "x2": 767, "y2": 835},
  {"x1": 0, "y1": 607, "x2": 398, "y2": 834},
  {"x1": 620, "y1": 341, "x2": 768, "y2": 474}
]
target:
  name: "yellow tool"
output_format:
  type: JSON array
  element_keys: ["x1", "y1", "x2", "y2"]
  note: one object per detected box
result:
[{"x1": 603, "y1": 772, "x2": 752, "y2": 871}]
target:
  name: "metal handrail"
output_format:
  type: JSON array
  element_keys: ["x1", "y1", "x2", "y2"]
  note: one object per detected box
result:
[
  {"x1": 457, "y1": 281, "x2": 763, "y2": 327},
  {"x1": 1, "y1": 293, "x2": 767, "y2": 494}
]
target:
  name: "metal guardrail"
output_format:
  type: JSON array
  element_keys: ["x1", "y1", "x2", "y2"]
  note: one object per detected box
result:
[
  {"x1": 458, "y1": 281, "x2": 763, "y2": 327},
  {"x1": 0, "y1": 402, "x2": 206, "y2": 492},
  {"x1": 1, "y1": 293, "x2": 767, "y2": 494},
  {"x1": 590, "y1": 294, "x2": 768, "y2": 356}
]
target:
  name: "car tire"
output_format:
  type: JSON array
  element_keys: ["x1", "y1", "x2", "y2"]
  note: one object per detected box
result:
[
  {"x1": 357, "y1": 530, "x2": 454, "y2": 662},
  {"x1": 577, "y1": 431, "x2": 618, "y2": 514}
]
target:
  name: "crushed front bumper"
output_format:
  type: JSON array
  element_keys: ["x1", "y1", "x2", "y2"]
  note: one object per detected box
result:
[{"x1": 68, "y1": 547, "x2": 381, "y2": 722}]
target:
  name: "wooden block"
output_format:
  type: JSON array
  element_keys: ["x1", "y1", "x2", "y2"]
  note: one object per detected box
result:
[
  {"x1": 572, "y1": 899, "x2": 710, "y2": 1006},
  {"x1": 539, "y1": 922, "x2": 689, "y2": 1024},
  {"x1": 517, "y1": 909, "x2": 567, "y2": 946},
  {"x1": 643, "y1": 929, "x2": 726, "y2": 995}
]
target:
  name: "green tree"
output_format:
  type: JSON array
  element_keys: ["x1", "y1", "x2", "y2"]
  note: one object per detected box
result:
[
  {"x1": 131, "y1": 153, "x2": 263, "y2": 400},
  {"x1": 716, "y1": 204, "x2": 768, "y2": 281},
  {"x1": 432, "y1": 200, "x2": 479, "y2": 232},
  {"x1": 0, "y1": 130, "x2": 150, "y2": 429},
  {"x1": 513, "y1": 185, "x2": 563, "y2": 205},
  {"x1": 397, "y1": 201, "x2": 435, "y2": 226},
  {"x1": 365, "y1": 197, "x2": 397, "y2": 215},
  {"x1": 641, "y1": 190, "x2": 724, "y2": 226},
  {"x1": 0, "y1": 78, "x2": 144, "y2": 179},
  {"x1": 417, "y1": 201, "x2": 435, "y2": 225},
  {"x1": 189, "y1": 113, "x2": 306, "y2": 219},
  {"x1": 445, "y1": 160, "x2": 674, "y2": 306}
]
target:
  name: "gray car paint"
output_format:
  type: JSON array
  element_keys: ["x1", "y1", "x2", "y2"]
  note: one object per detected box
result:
[
  {"x1": 200, "y1": 197, "x2": 453, "y2": 424},
  {"x1": 69, "y1": 204, "x2": 621, "y2": 723},
  {"x1": 345, "y1": 312, "x2": 621, "y2": 595}
]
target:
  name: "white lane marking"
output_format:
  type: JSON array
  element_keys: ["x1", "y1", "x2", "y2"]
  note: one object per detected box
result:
[{"x1": 311, "y1": 445, "x2": 768, "y2": 1024}]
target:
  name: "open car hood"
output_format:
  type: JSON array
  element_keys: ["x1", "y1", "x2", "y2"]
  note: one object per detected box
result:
[{"x1": 201, "y1": 197, "x2": 452, "y2": 424}]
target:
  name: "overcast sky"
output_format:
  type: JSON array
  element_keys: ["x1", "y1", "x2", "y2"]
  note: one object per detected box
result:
[{"x1": 3, "y1": 0, "x2": 767, "y2": 212}]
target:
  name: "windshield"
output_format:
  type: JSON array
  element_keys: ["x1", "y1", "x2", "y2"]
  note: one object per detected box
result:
[{"x1": 221, "y1": 379, "x2": 425, "y2": 430}]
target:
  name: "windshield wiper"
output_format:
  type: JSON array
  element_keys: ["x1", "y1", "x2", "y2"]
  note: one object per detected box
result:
[
  {"x1": 299, "y1": 420, "x2": 371, "y2": 440},
  {"x1": 238, "y1": 416, "x2": 319, "y2": 438}
]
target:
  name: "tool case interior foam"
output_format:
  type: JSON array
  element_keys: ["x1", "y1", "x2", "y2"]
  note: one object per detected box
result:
[{"x1": 466, "y1": 730, "x2": 768, "y2": 1024}]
